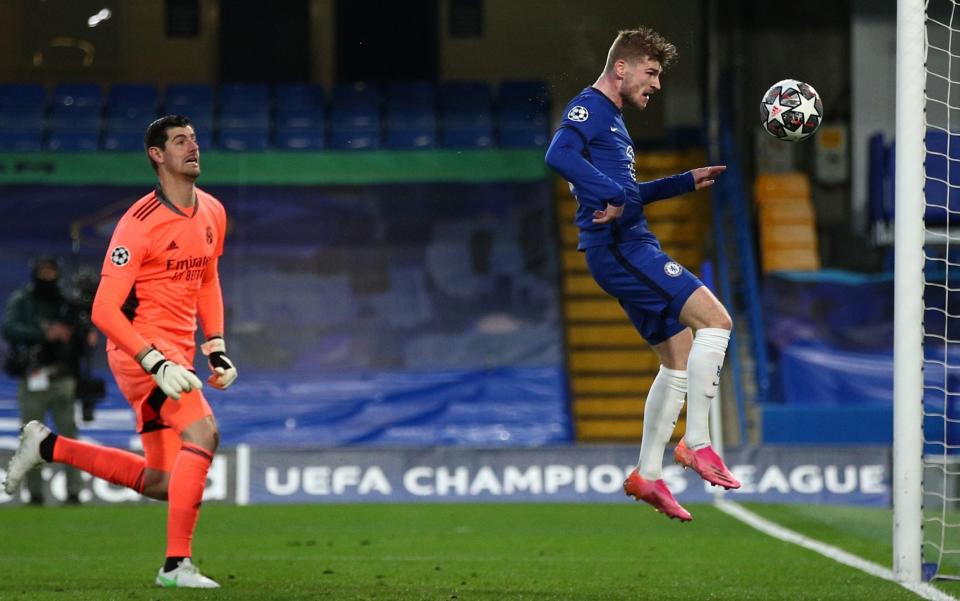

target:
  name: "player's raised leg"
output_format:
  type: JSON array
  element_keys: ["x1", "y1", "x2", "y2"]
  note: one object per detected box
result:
[
  {"x1": 3, "y1": 420, "x2": 147, "y2": 496},
  {"x1": 674, "y1": 287, "x2": 740, "y2": 489}
]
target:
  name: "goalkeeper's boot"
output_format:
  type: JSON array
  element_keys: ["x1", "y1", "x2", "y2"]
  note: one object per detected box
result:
[
  {"x1": 3, "y1": 421, "x2": 50, "y2": 495},
  {"x1": 623, "y1": 469, "x2": 692, "y2": 522},
  {"x1": 156, "y1": 558, "x2": 220, "y2": 589},
  {"x1": 674, "y1": 440, "x2": 741, "y2": 490}
]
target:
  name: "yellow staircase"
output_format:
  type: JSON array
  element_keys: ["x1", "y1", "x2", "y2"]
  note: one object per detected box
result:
[
  {"x1": 557, "y1": 150, "x2": 713, "y2": 443},
  {"x1": 753, "y1": 173, "x2": 821, "y2": 273}
]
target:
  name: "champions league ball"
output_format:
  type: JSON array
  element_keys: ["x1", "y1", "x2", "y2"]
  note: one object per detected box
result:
[{"x1": 760, "y1": 79, "x2": 823, "y2": 142}]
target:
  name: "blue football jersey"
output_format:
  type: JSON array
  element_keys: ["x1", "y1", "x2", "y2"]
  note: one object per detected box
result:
[{"x1": 545, "y1": 87, "x2": 694, "y2": 250}]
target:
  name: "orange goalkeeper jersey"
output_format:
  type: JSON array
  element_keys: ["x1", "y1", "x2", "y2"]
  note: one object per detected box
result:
[{"x1": 93, "y1": 185, "x2": 227, "y2": 359}]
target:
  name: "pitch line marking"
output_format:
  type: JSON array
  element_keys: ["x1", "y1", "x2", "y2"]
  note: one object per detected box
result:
[{"x1": 715, "y1": 499, "x2": 957, "y2": 601}]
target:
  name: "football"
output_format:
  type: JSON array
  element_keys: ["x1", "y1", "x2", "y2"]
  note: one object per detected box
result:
[{"x1": 760, "y1": 79, "x2": 823, "y2": 142}]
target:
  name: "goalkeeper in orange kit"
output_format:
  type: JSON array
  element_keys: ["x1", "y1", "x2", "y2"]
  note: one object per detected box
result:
[{"x1": 3, "y1": 115, "x2": 237, "y2": 589}]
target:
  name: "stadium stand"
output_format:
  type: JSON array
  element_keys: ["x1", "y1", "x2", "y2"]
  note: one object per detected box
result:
[
  {"x1": 384, "y1": 81, "x2": 437, "y2": 149},
  {"x1": 497, "y1": 79, "x2": 550, "y2": 148},
  {"x1": 0, "y1": 79, "x2": 552, "y2": 151},
  {"x1": 439, "y1": 81, "x2": 495, "y2": 148},
  {"x1": 275, "y1": 83, "x2": 326, "y2": 150},
  {"x1": 0, "y1": 84, "x2": 46, "y2": 150},
  {"x1": 47, "y1": 83, "x2": 102, "y2": 151},
  {"x1": 104, "y1": 84, "x2": 159, "y2": 151}
]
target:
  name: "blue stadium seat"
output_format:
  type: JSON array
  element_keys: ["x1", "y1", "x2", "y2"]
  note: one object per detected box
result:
[
  {"x1": 329, "y1": 128, "x2": 380, "y2": 150},
  {"x1": 498, "y1": 105, "x2": 548, "y2": 128},
  {"x1": 48, "y1": 107, "x2": 101, "y2": 132},
  {"x1": 219, "y1": 129, "x2": 270, "y2": 151},
  {"x1": 440, "y1": 108, "x2": 493, "y2": 149},
  {"x1": 0, "y1": 106, "x2": 45, "y2": 132},
  {"x1": 0, "y1": 130, "x2": 43, "y2": 151},
  {"x1": 386, "y1": 81, "x2": 436, "y2": 110},
  {"x1": 275, "y1": 129, "x2": 325, "y2": 150},
  {"x1": 331, "y1": 105, "x2": 380, "y2": 129},
  {"x1": 498, "y1": 79, "x2": 550, "y2": 107},
  {"x1": 106, "y1": 106, "x2": 158, "y2": 130},
  {"x1": 498, "y1": 105, "x2": 548, "y2": 148},
  {"x1": 0, "y1": 84, "x2": 47, "y2": 110},
  {"x1": 330, "y1": 103, "x2": 380, "y2": 150},
  {"x1": 385, "y1": 107, "x2": 436, "y2": 149},
  {"x1": 498, "y1": 126, "x2": 548, "y2": 148},
  {"x1": 193, "y1": 130, "x2": 214, "y2": 149},
  {"x1": 177, "y1": 110, "x2": 215, "y2": 132},
  {"x1": 440, "y1": 126, "x2": 493, "y2": 149},
  {"x1": 46, "y1": 130, "x2": 100, "y2": 151},
  {"x1": 333, "y1": 81, "x2": 380, "y2": 110},
  {"x1": 165, "y1": 84, "x2": 215, "y2": 118},
  {"x1": 52, "y1": 83, "x2": 102, "y2": 111},
  {"x1": 220, "y1": 107, "x2": 270, "y2": 130},
  {"x1": 440, "y1": 81, "x2": 492, "y2": 111},
  {"x1": 276, "y1": 107, "x2": 325, "y2": 130},
  {"x1": 220, "y1": 82, "x2": 270, "y2": 111},
  {"x1": 275, "y1": 83, "x2": 326, "y2": 111},
  {"x1": 386, "y1": 128, "x2": 436, "y2": 149},
  {"x1": 108, "y1": 84, "x2": 158, "y2": 110},
  {"x1": 103, "y1": 130, "x2": 144, "y2": 151},
  {"x1": 386, "y1": 107, "x2": 434, "y2": 128}
]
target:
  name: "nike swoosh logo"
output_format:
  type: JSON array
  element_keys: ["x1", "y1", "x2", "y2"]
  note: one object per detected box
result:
[
  {"x1": 157, "y1": 575, "x2": 179, "y2": 588},
  {"x1": 610, "y1": 127, "x2": 618, "y2": 132}
]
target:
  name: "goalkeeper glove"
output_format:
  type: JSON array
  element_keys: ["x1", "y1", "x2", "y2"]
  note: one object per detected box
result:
[
  {"x1": 139, "y1": 347, "x2": 203, "y2": 400},
  {"x1": 201, "y1": 337, "x2": 238, "y2": 390}
]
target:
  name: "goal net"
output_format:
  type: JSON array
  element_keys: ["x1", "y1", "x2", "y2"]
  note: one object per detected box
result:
[{"x1": 898, "y1": 0, "x2": 960, "y2": 582}]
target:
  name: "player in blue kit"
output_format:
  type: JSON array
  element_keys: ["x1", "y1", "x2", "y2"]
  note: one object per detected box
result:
[{"x1": 545, "y1": 26, "x2": 738, "y2": 522}]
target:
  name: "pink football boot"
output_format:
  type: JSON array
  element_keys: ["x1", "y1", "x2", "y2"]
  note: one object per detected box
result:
[
  {"x1": 673, "y1": 440, "x2": 741, "y2": 490},
  {"x1": 622, "y1": 469, "x2": 692, "y2": 522}
]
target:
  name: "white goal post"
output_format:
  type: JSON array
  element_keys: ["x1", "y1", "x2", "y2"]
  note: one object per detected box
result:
[{"x1": 893, "y1": 0, "x2": 925, "y2": 584}]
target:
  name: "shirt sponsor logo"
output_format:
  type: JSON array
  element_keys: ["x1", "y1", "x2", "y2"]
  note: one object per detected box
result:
[
  {"x1": 110, "y1": 246, "x2": 130, "y2": 267},
  {"x1": 166, "y1": 255, "x2": 212, "y2": 282},
  {"x1": 567, "y1": 106, "x2": 589, "y2": 122}
]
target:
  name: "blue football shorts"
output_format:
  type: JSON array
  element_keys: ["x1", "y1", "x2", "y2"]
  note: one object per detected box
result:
[{"x1": 584, "y1": 240, "x2": 703, "y2": 345}]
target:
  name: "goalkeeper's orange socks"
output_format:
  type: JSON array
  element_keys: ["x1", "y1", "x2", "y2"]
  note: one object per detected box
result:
[
  {"x1": 40, "y1": 433, "x2": 145, "y2": 493},
  {"x1": 166, "y1": 443, "x2": 213, "y2": 559},
  {"x1": 682, "y1": 328, "x2": 730, "y2": 449}
]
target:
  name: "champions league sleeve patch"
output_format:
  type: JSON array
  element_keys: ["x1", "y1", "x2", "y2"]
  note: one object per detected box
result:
[
  {"x1": 567, "y1": 106, "x2": 589, "y2": 122},
  {"x1": 110, "y1": 246, "x2": 131, "y2": 267}
]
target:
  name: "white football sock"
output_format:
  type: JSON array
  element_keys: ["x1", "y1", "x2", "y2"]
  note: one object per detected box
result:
[
  {"x1": 683, "y1": 328, "x2": 730, "y2": 450},
  {"x1": 637, "y1": 366, "x2": 687, "y2": 480}
]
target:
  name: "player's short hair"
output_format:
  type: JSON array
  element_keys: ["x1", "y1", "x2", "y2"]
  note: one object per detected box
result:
[
  {"x1": 144, "y1": 114, "x2": 194, "y2": 172},
  {"x1": 604, "y1": 26, "x2": 677, "y2": 71}
]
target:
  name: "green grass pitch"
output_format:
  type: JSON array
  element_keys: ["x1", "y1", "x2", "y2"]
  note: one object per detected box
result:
[{"x1": 0, "y1": 502, "x2": 954, "y2": 600}]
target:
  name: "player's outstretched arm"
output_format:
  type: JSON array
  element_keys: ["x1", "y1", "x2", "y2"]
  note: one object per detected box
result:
[
  {"x1": 690, "y1": 165, "x2": 726, "y2": 190},
  {"x1": 636, "y1": 166, "x2": 725, "y2": 206}
]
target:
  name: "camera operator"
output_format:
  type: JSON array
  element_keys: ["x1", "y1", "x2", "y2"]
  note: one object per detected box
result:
[{"x1": 2, "y1": 256, "x2": 90, "y2": 505}]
